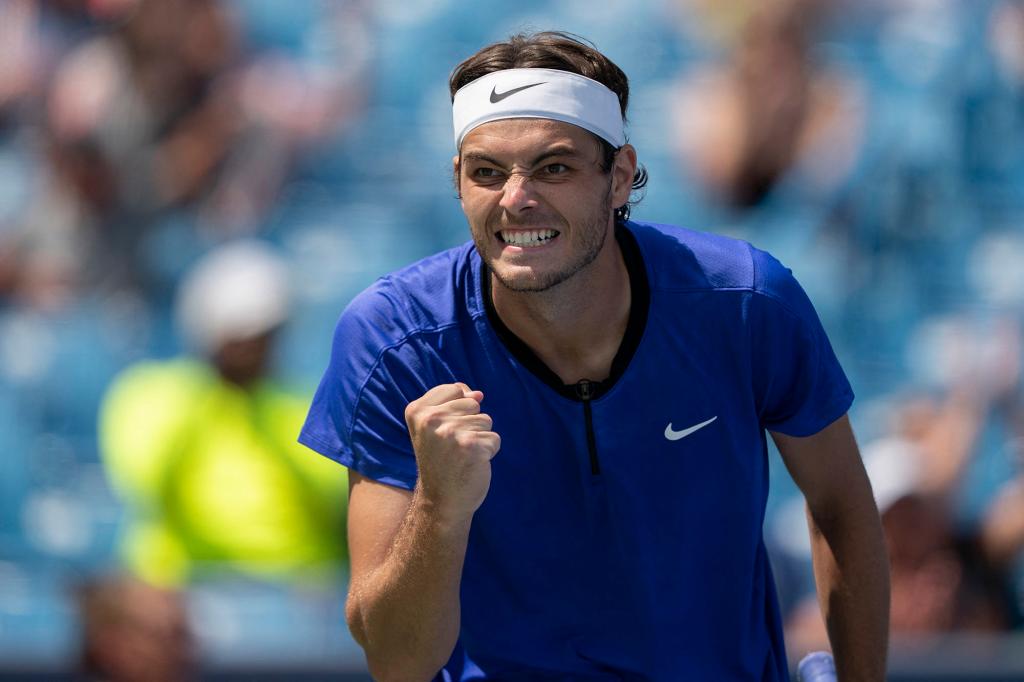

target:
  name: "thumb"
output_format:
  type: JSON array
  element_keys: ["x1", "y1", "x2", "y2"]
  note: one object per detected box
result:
[{"x1": 454, "y1": 382, "x2": 483, "y2": 402}]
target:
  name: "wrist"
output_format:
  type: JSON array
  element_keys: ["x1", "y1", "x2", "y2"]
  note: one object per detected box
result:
[{"x1": 412, "y1": 485, "x2": 476, "y2": 531}]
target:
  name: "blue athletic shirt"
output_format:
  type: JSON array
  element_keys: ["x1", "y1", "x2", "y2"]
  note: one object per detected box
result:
[{"x1": 300, "y1": 220, "x2": 854, "y2": 681}]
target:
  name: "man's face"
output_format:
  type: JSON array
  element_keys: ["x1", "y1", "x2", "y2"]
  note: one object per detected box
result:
[{"x1": 456, "y1": 118, "x2": 632, "y2": 293}]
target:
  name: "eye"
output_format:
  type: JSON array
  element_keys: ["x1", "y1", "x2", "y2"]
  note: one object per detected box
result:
[
  {"x1": 472, "y1": 167, "x2": 502, "y2": 179},
  {"x1": 543, "y1": 163, "x2": 569, "y2": 175}
]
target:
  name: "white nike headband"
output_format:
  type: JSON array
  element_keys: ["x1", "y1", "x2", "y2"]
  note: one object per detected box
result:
[{"x1": 452, "y1": 68, "x2": 626, "y2": 149}]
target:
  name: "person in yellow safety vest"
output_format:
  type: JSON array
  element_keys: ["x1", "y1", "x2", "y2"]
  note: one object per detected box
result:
[{"x1": 99, "y1": 241, "x2": 347, "y2": 587}]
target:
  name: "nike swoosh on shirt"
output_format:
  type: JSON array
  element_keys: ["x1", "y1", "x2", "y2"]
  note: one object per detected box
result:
[
  {"x1": 489, "y1": 82, "x2": 546, "y2": 103},
  {"x1": 664, "y1": 416, "x2": 718, "y2": 441}
]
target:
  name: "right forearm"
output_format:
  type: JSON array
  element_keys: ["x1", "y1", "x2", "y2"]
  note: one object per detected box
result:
[
  {"x1": 347, "y1": 489, "x2": 472, "y2": 681},
  {"x1": 346, "y1": 382, "x2": 499, "y2": 680}
]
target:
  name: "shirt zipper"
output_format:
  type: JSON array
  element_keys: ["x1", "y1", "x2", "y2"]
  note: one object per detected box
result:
[{"x1": 575, "y1": 379, "x2": 600, "y2": 475}]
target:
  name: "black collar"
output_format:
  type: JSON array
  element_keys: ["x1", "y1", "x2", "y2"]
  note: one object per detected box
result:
[{"x1": 481, "y1": 222, "x2": 650, "y2": 401}]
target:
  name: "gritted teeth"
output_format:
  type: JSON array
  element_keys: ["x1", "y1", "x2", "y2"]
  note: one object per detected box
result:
[{"x1": 499, "y1": 229, "x2": 560, "y2": 247}]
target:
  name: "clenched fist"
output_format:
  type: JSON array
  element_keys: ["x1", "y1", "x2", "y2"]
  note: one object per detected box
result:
[{"x1": 405, "y1": 382, "x2": 501, "y2": 521}]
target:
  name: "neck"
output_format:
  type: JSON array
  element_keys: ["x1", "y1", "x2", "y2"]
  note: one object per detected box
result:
[{"x1": 490, "y1": 224, "x2": 631, "y2": 385}]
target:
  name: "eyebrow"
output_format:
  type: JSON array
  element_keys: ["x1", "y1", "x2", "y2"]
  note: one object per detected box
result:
[{"x1": 461, "y1": 144, "x2": 585, "y2": 170}]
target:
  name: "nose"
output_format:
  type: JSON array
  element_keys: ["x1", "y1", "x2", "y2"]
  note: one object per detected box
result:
[{"x1": 498, "y1": 172, "x2": 538, "y2": 214}]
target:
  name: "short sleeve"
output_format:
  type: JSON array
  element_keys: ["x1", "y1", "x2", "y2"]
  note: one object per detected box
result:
[
  {"x1": 749, "y1": 248, "x2": 854, "y2": 437},
  {"x1": 299, "y1": 284, "x2": 435, "y2": 490}
]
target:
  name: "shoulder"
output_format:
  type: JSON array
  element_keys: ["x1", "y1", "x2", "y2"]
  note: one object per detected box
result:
[
  {"x1": 626, "y1": 221, "x2": 821, "y2": 329},
  {"x1": 324, "y1": 242, "x2": 482, "y2": 400},
  {"x1": 627, "y1": 220, "x2": 803, "y2": 303},
  {"x1": 626, "y1": 220, "x2": 755, "y2": 291},
  {"x1": 334, "y1": 241, "x2": 481, "y2": 355}
]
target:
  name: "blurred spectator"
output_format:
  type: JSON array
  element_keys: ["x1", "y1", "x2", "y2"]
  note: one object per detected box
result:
[
  {"x1": 785, "y1": 366, "x2": 1024, "y2": 655},
  {"x1": 0, "y1": 0, "x2": 371, "y2": 308},
  {"x1": 98, "y1": 241, "x2": 347, "y2": 587},
  {"x1": 870, "y1": 438, "x2": 1017, "y2": 634},
  {"x1": 989, "y1": 1, "x2": 1024, "y2": 89},
  {"x1": 76, "y1": 573, "x2": 196, "y2": 682},
  {"x1": 672, "y1": 0, "x2": 865, "y2": 210},
  {"x1": 0, "y1": 0, "x2": 241, "y2": 305},
  {"x1": 0, "y1": 1, "x2": 40, "y2": 118}
]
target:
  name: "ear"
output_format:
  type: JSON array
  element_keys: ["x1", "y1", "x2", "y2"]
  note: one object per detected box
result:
[
  {"x1": 610, "y1": 144, "x2": 637, "y2": 210},
  {"x1": 452, "y1": 154, "x2": 462, "y2": 200}
]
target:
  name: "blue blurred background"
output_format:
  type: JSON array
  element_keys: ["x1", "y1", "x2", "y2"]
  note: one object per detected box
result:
[{"x1": 2, "y1": 0, "x2": 1024, "y2": 679}]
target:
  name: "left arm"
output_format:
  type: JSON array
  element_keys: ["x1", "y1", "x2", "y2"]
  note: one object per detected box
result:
[{"x1": 772, "y1": 414, "x2": 889, "y2": 682}]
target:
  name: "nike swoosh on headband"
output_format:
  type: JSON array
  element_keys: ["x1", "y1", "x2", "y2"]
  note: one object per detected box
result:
[{"x1": 489, "y1": 82, "x2": 546, "y2": 103}]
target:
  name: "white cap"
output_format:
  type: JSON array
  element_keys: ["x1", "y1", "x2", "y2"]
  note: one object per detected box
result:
[
  {"x1": 176, "y1": 240, "x2": 291, "y2": 355},
  {"x1": 862, "y1": 437, "x2": 925, "y2": 513}
]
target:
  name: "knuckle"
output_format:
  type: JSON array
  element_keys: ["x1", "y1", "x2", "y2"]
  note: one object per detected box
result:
[
  {"x1": 454, "y1": 430, "x2": 475, "y2": 449},
  {"x1": 422, "y1": 407, "x2": 444, "y2": 429},
  {"x1": 435, "y1": 421, "x2": 455, "y2": 439}
]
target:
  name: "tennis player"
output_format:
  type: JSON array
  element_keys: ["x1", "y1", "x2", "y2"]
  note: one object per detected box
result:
[{"x1": 300, "y1": 31, "x2": 889, "y2": 681}]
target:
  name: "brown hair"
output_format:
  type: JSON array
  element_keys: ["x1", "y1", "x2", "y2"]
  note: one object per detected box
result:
[{"x1": 450, "y1": 31, "x2": 647, "y2": 221}]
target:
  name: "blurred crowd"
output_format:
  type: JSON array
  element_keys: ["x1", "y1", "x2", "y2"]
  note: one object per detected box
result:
[
  {"x1": 0, "y1": 0, "x2": 371, "y2": 301},
  {"x1": 1, "y1": 0, "x2": 1024, "y2": 677},
  {"x1": 0, "y1": 0, "x2": 373, "y2": 675}
]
